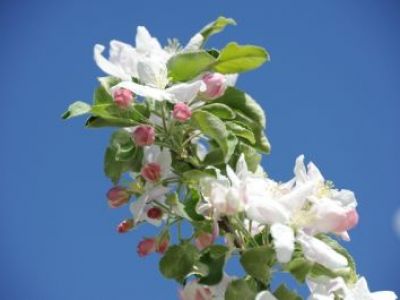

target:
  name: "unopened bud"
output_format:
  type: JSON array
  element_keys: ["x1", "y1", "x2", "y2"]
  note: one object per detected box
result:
[
  {"x1": 117, "y1": 219, "x2": 134, "y2": 233},
  {"x1": 113, "y1": 88, "x2": 134, "y2": 108},
  {"x1": 107, "y1": 186, "x2": 130, "y2": 208},
  {"x1": 141, "y1": 163, "x2": 161, "y2": 182},
  {"x1": 147, "y1": 207, "x2": 163, "y2": 220},
  {"x1": 172, "y1": 102, "x2": 192, "y2": 122},
  {"x1": 132, "y1": 125, "x2": 155, "y2": 146},
  {"x1": 201, "y1": 72, "x2": 227, "y2": 100},
  {"x1": 137, "y1": 238, "x2": 156, "y2": 257}
]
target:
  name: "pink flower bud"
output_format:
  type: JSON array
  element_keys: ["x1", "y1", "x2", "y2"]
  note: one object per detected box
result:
[
  {"x1": 132, "y1": 125, "x2": 156, "y2": 146},
  {"x1": 137, "y1": 238, "x2": 156, "y2": 257},
  {"x1": 107, "y1": 186, "x2": 130, "y2": 208},
  {"x1": 113, "y1": 88, "x2": 134, "y2": 108},
  {"x1": 117, "y1": 219, "x2": 134, "y2": 233},
  {"x1": 335, "y1": 209, "x2": 359, "y2": 232},
  {"x1": 141, "y1": 163, "x2": 161, "y2": 182},
  {"x1": 201, "y1": 73, "x2": 227, "y2": 100},
  {"x1": 147, "y1": 207, "x2": 163, "y2": 220},
  {"x1": 173, "y1": 102, "x2": 192, "y2": 122},
  {"x1": 195, "y1": 232, "x2": 214, "y2": 250},
  {"x1": 156, "y1": 235, "x2": 169, "y2": 254}
]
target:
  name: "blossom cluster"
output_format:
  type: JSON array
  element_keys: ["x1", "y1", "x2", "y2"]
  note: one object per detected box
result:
[{"x1": 63, "y1": 17, "x2": 397, "y2": 300}]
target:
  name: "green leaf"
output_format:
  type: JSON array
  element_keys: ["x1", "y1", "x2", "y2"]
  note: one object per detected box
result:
[
  {"x1": 214, "y1": 87, "x2": 270, "y2": 153},
  {"x1": 90, "y1": 104, "x2": 146, "y2": 127},
  {"x1": 167, "y1": 51, "x2": 216, "y2": 82},
  {"x1": 198, "y1": 245, "x2": 229, "y2": 285},
  {"x1": 240, "y1": 246, "x2": 274, "y2": 283},
  {"x1": 273, "y1": 284, "x2": 302, "y2": 300},
  {"x1": 227, "y1": 121, "x2": 255, "y2": 144},
  {"x1": 93, "y1": 85, "x2": 114, "y2": 105},
  {"x1": 85, "y1": 116, "x2": 136, "y2": 128},
  {"x1": 225, "y1": 279, "x2": 257, "y2": 300},
  {"x1": 200, "y1": 16, "x2": 236, "y2": 42},
  {"x1": 200, "y1": 103, "x2": 236, "y2": 120},
  {"x1": 98, "y1": 76, "x2": 120, "y2": 94},
  {"x1": 214, "y1": 87, "x2": 266, "y2": 128},
  {"x1": 213, "y1": 43, "x2": 269, "y2": 74},
  {"x1": 61, "y1": 101, "x2": 91, "y2": 120},
  {"x1": 203, "y1": 149, "x2": 225, "y2": 166},
  {"x1": 104, "y1": 147, "x2": 128, "y2": 184},
  {"x1": 184, "y1": 189, "x2": 205, "y2": 221},
  {"x1": 191, "y1": 111, "x2": 236, "y2": 162},
  {"x1": 103, "y1": 130, "x2": 143, "y2": 183},
  {"x1": 285, "y1": 257, "x2": 313, "y2": 283},
  {"x1": 234, "y1": 142, "x2": 262, "y2": 173},
  {"x1": 182, "y1": 169, "x2": 215, "y2": 184},
  {"x1": 159, "y1": 244, "x2": 199, "y2": 282}
]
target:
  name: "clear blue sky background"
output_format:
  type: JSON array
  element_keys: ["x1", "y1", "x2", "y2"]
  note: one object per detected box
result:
[{"x1": 0, "y1": 0, "x2": 399, "y2": 299}]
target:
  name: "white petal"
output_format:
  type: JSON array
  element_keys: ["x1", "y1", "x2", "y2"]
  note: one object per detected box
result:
[
  {"x1": 109, "y1": 40, "x2": 139, "y2": 78},
  {"x1": 296, "y1": 232, "x2": 348, "y2": 270},
  {"x1": 156, "y1": 149, "x2": 172, "y2": 178},
  {"x1": 130, "y1": 195, "x2": 148, "y2": 223},
  {"x1": 294, "y1": 154, "x2": 307, "y2": 184},
  {"x1": 137, "y1": 58, "x2": 168, "y2": 88},
  {"x1": 226, "y1": 165, "x2": 240, "y2": 187},
  {"x1": 135, "y1": 26, "x2": 163, "y2": 53},
  {"x1": 246, "y1": 199, "x2": 290, "y2": 225},
  {"x1": 372, "y1": 292, "x2": 398, "y2": 300},
  {"x1": 94, "y1": 44, "x2": 131, "y2": 80},
  {"x1": 331, "y1": 189, "x2": 357, "y2": 208},
  {"x1": 270, "y1": 223, "x2": 295, "y2": 263},
  {"x1": 235, "y1": 153, "x2": 249, "y2": 181},
  {"x1": 256, "y1": 291, "x2": 278, "y2": 300},
  {"x1": 112, "y1": 81, "x2": 173, "y2": 101},
  {"x1": 307, "y1": 162, "x2": 324, "y2": 183},
  {"x1": 184, "y1": 33, "x2": 204, "y2": 51},
  {"x1": 143, "y1": 145, "x2": 161, "y2": 164},
  {"x1": 147, "y1": 185, "x2": 169, "y2": 200},
  {"x1": 308, "y1": 199, "x2": 348, "y2": 233},
  {"x1": 225, "y1": 74, "x2": 239, "y2": 86},
  {"x1": 279, "y1": 181, "x2": 315, "y2": 213},
  {"x1": 166, "y1": 80, "x2": 204, "y2": 103},
  {"x1": 351, "y1": 277, "x2": 398, "y2": 300}
]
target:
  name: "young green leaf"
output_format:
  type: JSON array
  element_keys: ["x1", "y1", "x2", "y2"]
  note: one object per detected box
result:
[
  {"x1": 200, "y1": 103, "x2": 236, "y2": 120},
  {"x1": 61, "y1": 101, "x2": 91, "y2": 120},
  {"x1": 167, "y1": 51, "x2": 216, "y2": 82},
  {"x1": 213, "y1": 43, "x2": 270, "y2": 74},
  {"x1": 225, "y1": 279, "x2": 257, "y2": 300},
  {"x1": 191, "y1": 111, "x2": 237, "y2": 163},
  {"x1": 93, "y1": 85, "x2": 114, "y2": 105},
  {"x1": 273, "y1": 284, "x2": 302, "y2": 300},
  {"x1": 198, "y1": 245, "x2": 229, "y2": 285},
  {"x1": 227, "y1": 121, "x2": 256, "y2": 144},
  {"x1": 234, "y1": 142, "x2": 262, "y2": 173},
  {"x1": 200, "y1": 16, "x2": 237, "y2": 42},
  {"x1": 240, "y1": 246, "x2": 274, "y2": 283},
  {"x1": 159, "y1": 244, "x2": 199, "y2": 282},
  {"x1": 184, "y1": 189, "x2": 205, "y2": 221},
  {"x1": 213, "y1": 87, "x2": 270, "y2": 153}
]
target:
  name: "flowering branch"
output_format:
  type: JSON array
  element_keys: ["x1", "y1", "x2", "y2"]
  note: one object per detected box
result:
[{"x1": 62, "y1": 16, "x2": 397, "y2": 300}]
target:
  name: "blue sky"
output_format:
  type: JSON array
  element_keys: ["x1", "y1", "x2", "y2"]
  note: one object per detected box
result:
[{"x1": 0, "y1": 0, "x2": 399, "y2": 298}]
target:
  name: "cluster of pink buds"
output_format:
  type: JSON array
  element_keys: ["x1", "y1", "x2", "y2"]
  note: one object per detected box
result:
[{"x1": 137, "y1": 234, "x2": 169, "y2": 257}]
